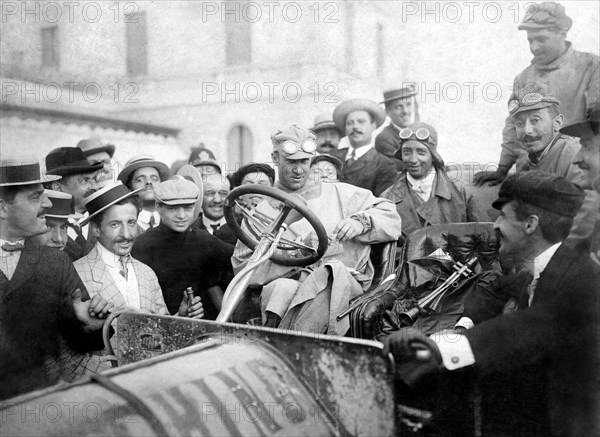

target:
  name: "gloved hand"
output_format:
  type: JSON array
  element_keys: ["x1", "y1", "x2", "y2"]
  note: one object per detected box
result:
[
  {"x1": 473, "y1": 166, "x2": 509, "y2": 187},
  {"x1": 382, "y1": 328, "x2": 443, "y2": 387}
]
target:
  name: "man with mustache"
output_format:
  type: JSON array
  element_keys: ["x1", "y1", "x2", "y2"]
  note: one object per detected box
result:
[
  {"x1": 310, "y1": 113, "x2": 342, "y2": 154},
  {"x1": 77, "y1": 138, "x2": 116, "y2": 183},
  {"x1": 508, "y1": 85, "x2": 598, "y2": 250},
  {"x1": 383, "y1": 171, "x2": 599, "y2": 437},
  {"x1": 232, "y1": 125, "x2": 401, "y2": 335},
  {"x1": 45, "y1": 146, "x2": 104, "y2": 259},
  {"x1": 0, "y1": 158, "x2": 113, "y2": 399},
  {"x1": 474, "y1": 1, "x2": 599, "y2": 186},
  {"x1": 192, "y1": 173, "x2": 230, "y2": 236},
  {"x1": 375, "y1": 85, "x2": 419, "y2": 171},
  {"x1": 329, "y1": 98, "x2": 397, "y2": 196},
  {"x1": 380, "y1": 122, "x2": 489, "y2": 245},
  {"x1": 118, "y1": 155, "x2": 170, "y2": 232},
  {"x1": 562, "y1": 107, "x2": 600, "y2": 264}
]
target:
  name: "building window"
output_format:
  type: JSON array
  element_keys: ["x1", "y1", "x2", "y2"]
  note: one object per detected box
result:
[
  {"x1": 225, "y1": 3, "x2": 251, "y2": 66},
  {"x1": 376, "y1": 23, "x2": 385, "y2": 81},
  {"x1": 41, "y1": 26, "x2": 59, "y2": 68},
  {"x1": 227, "y1": 124, "x2": 253, "y2": 168},
  {"x1": 126, "y1": 11, "x2": 147, "y2": 76}
]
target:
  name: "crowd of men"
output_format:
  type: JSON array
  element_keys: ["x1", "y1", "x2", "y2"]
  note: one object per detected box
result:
[{"x1": 1, "y1": 2, "x2": 598, "y2": 436}]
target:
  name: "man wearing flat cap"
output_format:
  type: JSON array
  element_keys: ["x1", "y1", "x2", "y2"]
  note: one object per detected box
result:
[
  {"x1": 375, "y1": 84, "x2": 419, "y2": 171},
  {"x1": 329, "y1": 98, "x2": 397, "y2": 196},
  {"x1": 232, "y1": 124, "x2": 401, "y2": 335},
  {"x1": 118, "y1": 155, "x2": 170, "y2": 232},
  {"x1": 506, "y1": 84, "x2": 599, "y2": 250},
  {"x1": 380, "y1": 121, "x2": 489, "y2": 244},
  {"x1": 132, "y1": 179, "x2": 234, "y2": 320},
  {"x1": 383, "y1": 171, "x2": 599, "y2": 437},
  {"x1": 563, "y1": 107, "x2": 600, "y2": 264},
  {"x1": 475, "y1": 1, "x2": 599, "y2": 187},
  {"x1": 77, "y1": 137, "x2": 116, "y2": 182},
  {"x1": 310, "y1": 113, "x2": 342, "y2": 154},
  {"x1": 0, "y1": 157, "x2": 113, "y2": 399},
  {"x1": 46, "y1": 146, "x2": 104, "y2": 258}
]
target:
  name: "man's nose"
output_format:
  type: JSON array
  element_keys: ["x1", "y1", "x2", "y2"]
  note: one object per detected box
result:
[
  {"x1": 524, "y1": 119, "x2": 535, "y2": 135},
  {"x1": 41, "y1": 193, "x2": 52, "y2": 209},
  {"x1": 52, "y1": 228, "x2": 65, "y2": 244},
  {"x1": 572, "y1": 148, "x2": 584, "y2": 166},
  {"x1": 213, "y1": 192, "x2": 222, "y2": 202}
]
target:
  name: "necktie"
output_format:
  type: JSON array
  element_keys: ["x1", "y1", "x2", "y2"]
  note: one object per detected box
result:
[
  {"x1": 149, "y1": 215, "x2": 156, "y2": 228},
  {"x1": 70, "y1": 223, "x2": 86, "y2": 246},
  {"x1": 211, "y1": 224, "x2": 220, "y2": 234},
  {"x1": 346, "y1": 149, "x2": 356, "y2": 168},
  {"x1": 1, "y1": 242, "x2": 24, "y2": 252},
  {"x1": 119, "y1": 256, "x2": 129, "y2": 280},
  {"x1": 527, "y1": 276, "x2": 539, "y2": 307}
]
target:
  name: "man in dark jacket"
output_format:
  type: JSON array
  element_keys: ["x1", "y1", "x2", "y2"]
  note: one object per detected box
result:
[
  {"x1": 330, "y1": 98, "x2": 397, "y2": 196},
  {"x1": 384, "y1": 171, "x2": 599, "y2": 437},
  {"x1": 0, "y1": 158, "x2": 113, "y2": 400}
]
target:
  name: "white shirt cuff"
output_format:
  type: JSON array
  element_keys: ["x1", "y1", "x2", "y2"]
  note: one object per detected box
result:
[
  {"x1": 455, "y1": 317, "x2": 475, "y2": 330},
  {"x1": 430, "y1": 330, "x2": 476, "y2": 370}
]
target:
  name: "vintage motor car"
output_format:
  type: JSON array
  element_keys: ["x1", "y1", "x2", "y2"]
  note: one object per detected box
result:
[{"x1": 0, "y1": 185, "x2": 498, "y2": 436}]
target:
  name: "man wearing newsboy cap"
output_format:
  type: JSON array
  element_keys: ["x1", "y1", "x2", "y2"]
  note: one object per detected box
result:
[
  {"x1": 474, "y1": 1, "x2": 599, "y2": 187},
  {"x1": 0, "y1": 158, "x2": 113, "y2": 399},
  {"x1": 330, "y1": 98, "x2": 397, "y2": 196},
  {"x1": 383, "y1": 171, "x2": 599, "y2": 437},
  {"x1": 232, "y1": 124, "x2": 401, "y2": 336},
  {"x1": 132, "y1": 179, "x2": 234, "y2": 320}
]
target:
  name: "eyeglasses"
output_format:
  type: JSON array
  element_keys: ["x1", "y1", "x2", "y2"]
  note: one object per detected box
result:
[
  {"x1": 508, "y1": 92, "x2": 544, "y2": 114},
  {"x1": 281, "y1": 139, "x2": 317, "y2": 155},
  {"x1": 399, "y1": 127, "x2": 431, "y2": 142}
]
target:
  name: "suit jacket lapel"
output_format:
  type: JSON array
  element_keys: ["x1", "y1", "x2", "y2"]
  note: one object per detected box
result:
[
  {"x1": 530, "y1": 244, "x2": 573, "y2": 305},
  {"x1": 6, "y1": 239, "x2": 40, "y2": 296},
  {"x1": 342, "y1": 148, "x2": 373, "y2": 176},
  {"x1": 88, "y1": 246, "x2": 127, "y2": 308}
]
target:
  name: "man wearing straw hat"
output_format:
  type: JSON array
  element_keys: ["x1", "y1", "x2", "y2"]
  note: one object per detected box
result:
[
  {"x1": 330, "y1": 98, "x2": 397, "y2": 196},
  {"x1": 0, "y1": 157, "x2": 113, "y2": 399}
]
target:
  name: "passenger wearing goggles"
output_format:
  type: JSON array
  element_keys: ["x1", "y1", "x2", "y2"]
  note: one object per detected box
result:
[
  {"x1": 507, "y1": 85, "x2": 599, "y2": 252},
  {"x1": 473, "y1": 1, "x2": 599, "y2": 187},
  {"x1": 329, "y1": 99, "x2": 397, "y2": 196},
  {"x1": 232, "y1": 124, "x2": 401, "y2": 336},
  {"x1": 380, "y1": 122, "x2": 489, "y2": 245}
]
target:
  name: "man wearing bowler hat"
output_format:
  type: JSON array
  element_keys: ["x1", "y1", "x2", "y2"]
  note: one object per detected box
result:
[
  {"x1": 375, "y1": 84, "x2": 419, "y2": 170},
  {"x1": 232, "y1": 125, "x2": 401, "y2": 335},
  {"x1": 0, "y1": 158, "x2": 113, "y2": 399},
  {"x1": 474, "y1": 1, "x2": 599, "y2": 187},
  {"x1": 46, "y1": 146, "x2": 104, "y2": 256},
  {"x1": 330, "y1": 98, "x2": 397, "y2": 196},
  {"x1": 383, "y1": 171, "x2": 599, "y2": 436},
  {"x1": 562, "y1": 106, "x2": 600, "y2": 264},
  {"x1": 118, "y1": 155, "x2": 170, "y2": 232},
  {"x1": 132, "y1": 179, "x2": 234, "y2": 320},
  {"x1": 310, "y1": 112, "x2": 342, "y2": 154},
  {"x1": 77, "y1": 137, "x2": 116, "y2": 182}
]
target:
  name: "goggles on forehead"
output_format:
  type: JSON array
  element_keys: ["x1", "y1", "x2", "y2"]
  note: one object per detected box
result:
[
  {"x1": 399, "y1": 127, "x2": 431, "y2": 142},
  {"x1": 508, "y1": 92, "x2": 546, "y2": 114},
  {"x1": 281, "y1": 139, "x2": 317, "y2": 155}
]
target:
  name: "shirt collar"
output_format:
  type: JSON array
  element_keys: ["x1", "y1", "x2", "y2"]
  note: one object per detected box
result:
[
  {"x1": 390, "y1": 122, "x2": 404, "y2": 131},
  {"x1": 97, "y1": 242, "x2": 130, "y2": 268},
  {"x1": 346, "y1": 142, "x2": 374, "y2": 160},
  {"x1": 0, "y1": 238, "x2": 25, "y2": 252},
  {"x1": 202, "y1": 214, "x2": 226, "y2": 229},
  {"x1": 533, "y1": 242, "x2": 561, "y2": 279},
  {"x1": 407, "y1": 169, "x2": 436, "y2": 190},
  {"x1": 138, "y1": 209, "x2": 160, "y2": 225}
]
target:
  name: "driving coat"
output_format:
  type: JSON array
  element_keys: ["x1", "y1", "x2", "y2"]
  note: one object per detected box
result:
[{"x1": 380, "y1": 169, "x2": 490, "y2": 241}]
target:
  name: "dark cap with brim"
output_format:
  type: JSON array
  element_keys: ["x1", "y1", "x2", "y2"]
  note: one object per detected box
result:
[
  {"x1": 46, "y1": 147, "x2": 104, "y2": 176},
  {"x1": 560, "y1": 109, "x2": 600, "y2": 137},
  {"x1": 492, "y1": 171, "x2": 585, "y2": 218},
  {"x1": 517, "y1": 2, "x2": 572, "y2": 31},
  {"x1": 311, "y1": 154, "x2": 343, "y2": 175},
  {"x1": 381, "y1": 85, "x2": 418, "y2": 104},
  {"x1": 190, "y1": 159, "x2": 222, "y2": 174},
  {"x1": 230, "y1": 163, "x2": 275, "y2": 188},
  {"x1": 80, "y1": 181, "x2": 141, "y2": 226}
]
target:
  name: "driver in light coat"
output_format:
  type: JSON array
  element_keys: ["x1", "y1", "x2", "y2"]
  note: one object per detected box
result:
[{"x1": 232, "y1": 124, "x2": 402, "y2": 335}]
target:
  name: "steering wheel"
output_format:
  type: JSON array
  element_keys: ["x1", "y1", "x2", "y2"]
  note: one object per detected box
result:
[{"x1": 224, "y1": 184, "x2": 329, "y2": 266}]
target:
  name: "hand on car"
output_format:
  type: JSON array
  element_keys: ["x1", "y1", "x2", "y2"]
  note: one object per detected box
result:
[
  {"x1": 73, "y1": 288, "x2": 114, "y2": 332},
  {"x1": 178, "y1": 290, "x2": 205, "y2": 319}
]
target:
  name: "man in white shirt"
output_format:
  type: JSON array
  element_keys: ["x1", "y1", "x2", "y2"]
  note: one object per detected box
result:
[
  {"x1": 383, "y1": 171, "x2": 599, "y2": 437},
  {"x1": 329, "y1": 98, "x2": 397, "y2": 196},
  {"x1": 74, "y1": 181, "x2": 204, "y2": 319},
  {"x1": 117, "y1": 155, "x2": 170, "y2": 232}
]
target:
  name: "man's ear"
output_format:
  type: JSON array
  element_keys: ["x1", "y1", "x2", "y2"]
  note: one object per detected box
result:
[
  {"x1": 90, "y1": 221, "x2": 101, "y2": 239},
  {"x1": 524, "y1": 214, "x2": 540, "y2": 235},
  {"x1": 553, "y1": 113, "x2": 564, "y2": 132},
  {"x1": 271, "y1": 151, "x2": 280, "y2": 166}
]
